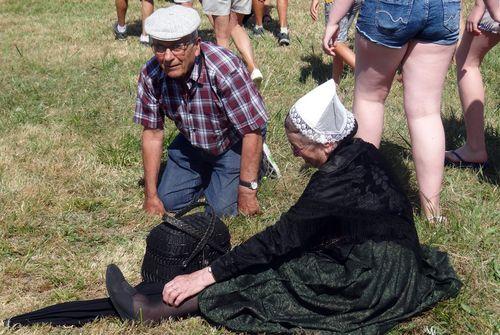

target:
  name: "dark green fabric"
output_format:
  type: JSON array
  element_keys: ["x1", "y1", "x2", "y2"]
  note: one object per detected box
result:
[
  {"x1": 199, "y1": 139, "x2": 461, "y2": 334},
  {"x1": 199, "y1": 242, "x2": 460, "y2": 334}
]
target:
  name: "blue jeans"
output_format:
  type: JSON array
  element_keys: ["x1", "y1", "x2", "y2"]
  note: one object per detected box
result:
[
  {"x1": 158, "y1": 134, "x2": 241, "y2": 217},
  {"x1": 356, "y1": 0, "x2": 460, "y2": 48}
]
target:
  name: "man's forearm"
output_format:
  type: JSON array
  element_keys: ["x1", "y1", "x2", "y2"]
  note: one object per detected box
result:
[
  {"x1": 240, "y1": 131, "x2": 263, "y2": 182},
  {"x1": 142, "y1": 128, "x2": 164, "y2": 198}
]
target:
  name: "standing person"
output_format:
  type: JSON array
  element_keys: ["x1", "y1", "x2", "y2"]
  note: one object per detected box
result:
[
  {"x1": 310, "y1": 0, "x2": 363, "y2": 83},
  {"x1": 203, "y1": 0, "x2": 264, "y2": 86},
  {"x1": 252, "y1": 0, "x2": 290, "y2": 46},
  {"x1": 136, "y1": 6, "x2": 274, "y2": 217},
  {"x1": 323, "y1": 0, "x2": 461, "y2": 221},
  {"x1": 114, "y1": 0, "x2": 154, "y2": 44},
  {"x1": 445, "y1": 0, "x2": 499, "y2": 168}
]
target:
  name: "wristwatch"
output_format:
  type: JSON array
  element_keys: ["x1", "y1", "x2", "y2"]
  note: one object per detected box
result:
[{"x1": 239, "y1": 179, "x2": 258, "y2": 190}]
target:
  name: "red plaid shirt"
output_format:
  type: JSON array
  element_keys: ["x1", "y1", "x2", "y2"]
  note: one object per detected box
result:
[{"x1": 134, "y1": 42, "x2": 268, "y2": 155}]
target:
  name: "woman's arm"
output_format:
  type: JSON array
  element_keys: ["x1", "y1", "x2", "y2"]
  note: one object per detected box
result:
[
  {"x1": 484, "y1": 0, "x2": 500, "y2": 22},
  {"x1": 467, "y1": 0, "x2": 486, "y2": 34},
  {"x1": 210, "y1": 207, "x2": 331, "y2": 281},
  {"x1": 322, "y1": 0, "x2": 355, "y2": 56}
]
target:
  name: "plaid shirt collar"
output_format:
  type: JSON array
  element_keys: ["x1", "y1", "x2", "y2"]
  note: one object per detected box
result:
[{"x1": 186, "y1": 56, "x2": 204, "y2": 92}]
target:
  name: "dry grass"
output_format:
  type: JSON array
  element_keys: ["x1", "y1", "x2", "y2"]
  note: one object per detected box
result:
[{"x1": 0, "y1": 0, "x2": 499, "y2": 334}]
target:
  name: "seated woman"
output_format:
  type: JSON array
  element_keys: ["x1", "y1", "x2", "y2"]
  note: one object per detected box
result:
[{"x1": 105, "y1": 80, "x2": 461, "y2": 334}]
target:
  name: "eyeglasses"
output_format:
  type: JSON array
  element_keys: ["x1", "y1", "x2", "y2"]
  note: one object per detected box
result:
[{"x1": 152, "y1": 41, "x2": 193, "y2": 56}]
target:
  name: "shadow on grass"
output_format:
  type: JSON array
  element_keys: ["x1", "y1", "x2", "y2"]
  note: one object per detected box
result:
[
  {"x1": 299, "y1": 53, "x2": 330, "y2": 85},
  {"x1": 127, "y1": 20, "x2": 143, "y2": 37},
  {"x1": 443, "y1": 114, "x2": 499, "y2": 185},
  {"x1": 379, "y1": 140, "x2": 420, "y2": 210},
  {"x1": 243, "y1": 7, "x2": 281, "y2": 36}
]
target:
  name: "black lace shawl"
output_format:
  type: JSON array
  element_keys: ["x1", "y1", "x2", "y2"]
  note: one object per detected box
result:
[{"x1": 210, "y1": 139, "x2": 421, "y2": 282}]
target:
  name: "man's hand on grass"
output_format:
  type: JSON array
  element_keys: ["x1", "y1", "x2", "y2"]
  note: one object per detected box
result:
[
  {"x1": 238, "y1": 186, "x2": 261, "y2": 216},
  {"x1": 143, "y1": 195, "x2": 167, "y2": 216}
]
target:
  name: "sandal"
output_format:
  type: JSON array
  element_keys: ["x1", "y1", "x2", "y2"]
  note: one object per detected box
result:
[{"x1": 444, "y1": 150, "x2": 488, "y2": 169}]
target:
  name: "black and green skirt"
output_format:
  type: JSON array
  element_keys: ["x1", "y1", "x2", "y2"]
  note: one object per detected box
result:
[{"x1": 199, "y1": 241, "x2": 461, "y2": 334}]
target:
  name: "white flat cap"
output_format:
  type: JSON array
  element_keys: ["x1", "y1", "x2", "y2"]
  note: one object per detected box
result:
[
  {"x1": 145, "y1": 5, "x2": 201, "y2": 41},
  {"x1": 289, "y1": 79, "x2": 355, "y2": 144}
]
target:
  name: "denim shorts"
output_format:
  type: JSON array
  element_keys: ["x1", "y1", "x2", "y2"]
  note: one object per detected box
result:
[
  {"x1": 356, "y1": 0, "x2": 461, "y2": 48},
  {"x1": 325, "y1": 0, "x2": 364, "y2": 42}
]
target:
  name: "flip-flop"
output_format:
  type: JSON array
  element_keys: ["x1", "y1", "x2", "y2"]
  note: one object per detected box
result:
[{"x1": 444, "y1": 150, "x2": 488, "y2": 169}]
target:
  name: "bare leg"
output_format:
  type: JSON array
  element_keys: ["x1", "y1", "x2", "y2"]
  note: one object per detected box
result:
[
  {"x1": 352, "y1": 33, "x2": 407, "y2": 147},
  {"x1": 332, "y1": 42, "x2": 356, "y2": 83},
  {"x1": 332, "y1": 56, "x2": 343, "y2": 83},
  {"x1": 277, "y1": 0, "x2": 288, "y2": 29},
  {"x1": 213, "y1": 12, "x2": 258, "y2": 73},
  {"x1": 141, "y1": 0, "x2": 154, "y2": 36},
  {"x1": 213, "y1": 14, "x2": 231, "y2": 48},
  {"x1": 401, "y1": 41, "x2": 456, "y2": 218},
  {"x1": 253, "y1": 0, "x2": 265, "y2": 27},
  {"x1": 445, "y1": 30, "x2": 500, "y2": 163},
  {"x1": 230, "y1": 12, "x2": 258, "y2": 72},
  {"x1": 115, "y1": 0, "x2": 128, "y2": 26}
]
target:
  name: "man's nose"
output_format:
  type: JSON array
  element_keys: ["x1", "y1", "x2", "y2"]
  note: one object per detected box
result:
[{"x1": 163, "y1": 49, "x2": 176, "y2": 61}]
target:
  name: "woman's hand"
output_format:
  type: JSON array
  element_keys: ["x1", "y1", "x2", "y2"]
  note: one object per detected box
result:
[
  {"x1": 310, "y1": 0, "x2": 320, "y2": 21},
  {"x1": 323, "y1": 23, "x2": 340, "y2": 56},
  {"x1": 467, "y1": 4, "x2": 485, "y2": 35},
  {"x1": 163, "y1": 267, "x2": 216, "y2": 307}
]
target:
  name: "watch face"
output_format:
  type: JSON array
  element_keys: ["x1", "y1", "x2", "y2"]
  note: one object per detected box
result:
[{"x1": 250, "y1": 181, "x2": 258, "y2": 190}]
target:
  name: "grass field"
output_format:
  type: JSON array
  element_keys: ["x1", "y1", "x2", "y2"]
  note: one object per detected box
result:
[{"x1": 0, "y1": 0, "x2": 499, "y2": 334}]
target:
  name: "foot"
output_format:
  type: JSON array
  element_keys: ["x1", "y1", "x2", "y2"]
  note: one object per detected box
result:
[
  {"x1": 277, "y1": 31, "x2": 290, "y2": 46},
  {"x1": 106, "y1": 264, "x2": 139, "y2": 321},
  {"x1": 139, "y1": 34, "x2": 150, "y2": 46},
  {"x1": 261, "y1": 143, "x2": 281, "y2": 179},
  {"x1": 445, "y1": 146, "x2": 488, "y2": 169},
  {"x1": 113, "y1": 23, "x2": 127, "y2": 40},
  {"x1": 252, "y1": 26, "x2": 264, "y2": 36},
  {"x1": 250, "y1": 68, "x2": 263, "y2": 89}
]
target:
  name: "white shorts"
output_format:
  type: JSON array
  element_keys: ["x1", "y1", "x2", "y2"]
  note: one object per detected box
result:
[{"x1": 202, "y1": 0, "x2": 251, "y2": 16}]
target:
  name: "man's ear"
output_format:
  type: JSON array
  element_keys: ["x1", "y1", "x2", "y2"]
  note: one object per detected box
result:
[{"x1": 194, "y1": 37, "x2": 202, "y2": 57}]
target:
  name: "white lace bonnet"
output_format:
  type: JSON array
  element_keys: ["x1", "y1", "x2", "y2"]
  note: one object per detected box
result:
[{"x1": 289, "y1": 79, "x2": 356, "y2": 144}]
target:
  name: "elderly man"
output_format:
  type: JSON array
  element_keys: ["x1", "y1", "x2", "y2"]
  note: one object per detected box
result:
[{"x1": 134, "y1": 5, "x2": 271, "y2": 217}]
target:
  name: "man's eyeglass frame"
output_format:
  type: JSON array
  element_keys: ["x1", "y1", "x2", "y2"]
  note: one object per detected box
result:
[{"x1": 152, "y1": 34, "x2": 198, "y2": 56}]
